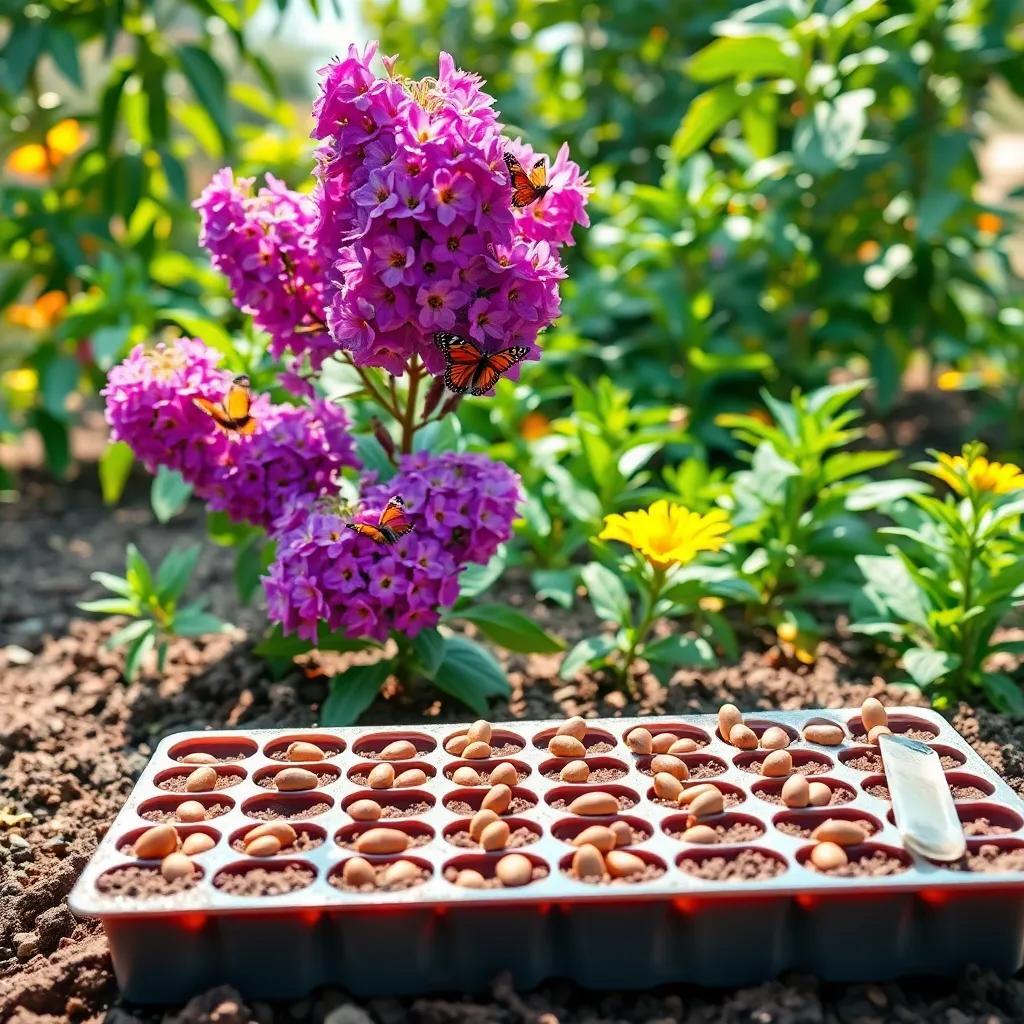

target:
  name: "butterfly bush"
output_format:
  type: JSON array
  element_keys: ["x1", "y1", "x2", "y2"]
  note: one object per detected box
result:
[
  {"x1": 103, "y1": 338, "x2": 358, "y2": 529},
  {"x1": 264, "y1": 451, "x2": 522, "y2": 642}
]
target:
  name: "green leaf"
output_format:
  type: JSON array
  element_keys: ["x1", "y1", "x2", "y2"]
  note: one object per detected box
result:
[
  {"x1": 235, "y1": 538, "x2": 271, "y2": 604},
  {"x1": 77, "y1": 597, "x2": 140, "y2": 615},
  {"x1": 855, "y1": 554, "x2": 929, "y2": 627},
  {"x1": 156, "y1": 545, "x2": 201, "y2": 602},
  {"x1": 171, "y1": 605, "x2": 224, "y2": 637},
  {"x1": 206, "y1": 510, "x2": 260, "y2": 547},
  {"x1": 151, "y1": 466, "x2": 193, "y2": 523},
  {"x1": 414, "y1": 415, "x2": 461, "y2": 454},
  {"x1": 124, "y1": 630, "x2": 156, "y2": 681},
  {"x1": 457, "y1": 546, "x2": 507, "y2": 600},
  {"x1": 793, "y1": 90, "x2": 874, "y2": 176},
  {"x1": 845, "y1": 479, "x2": 929, "y2": 512},
  {"x1": 412, "y1": 628, "x2": 445, "y2": 677},
  {"x1": 671, "y1": 84, "x2": 744, "y2": 160},
  {"x1": 108, "y1": 618, "x2": 154, "y2": 650},
  {"x1": 581, "y1": 562, "x2": 631, "y2": 625},
  {"x1": 902, "y1": 647, "x2": 959, "y2": 688},
  {"x1": 434, "y1": 635, "x2": 510, "y2": 715},
  {"x1": 451, "y1": 603, "x2": 565, "y2": 654},
  {"x1": 253, "y1": 625, "x2": 376, "y2": 659},
  {"x1": 353, "y1": 433, "x2": 396, "y2": 481},
  {"x1": 30, "y1": 409, "x2": 70, "y2": 478},
  {"x1": 46, "y1": 26, "x2": 83, "y2": 88},
  {"x1": 644, "y1": 634, "x2": 717, "y2": 668},
  {"x1": 41, "y1": 355, "x2": 79, "y2": 419},
  {"x1": 177, "y1": 44, "x2": 232, "y2": 153},
  {"x1": 560, "y1": 634, "x2": 619, "y2": 679},
  {"x1": 99, "y1": 441, "x2": 134, "y2": 506},
  {"x1": 89, "y1": 571, "x2": 135, "y2": 599},
  {"x1": 531, "y1": 568, "x2": 577, "y2": 609},
  {"x1": 982, "y1": 673, "x2": 1024, "y2": 717},
  {"x1": 321, "y1": 660, "x2": 394, "y2": 726},
  {"x1": 125, "y1": 544, "x2": 154, "y2": 598},
  {"x1": 688, "y1": 35, "x2": 799, "y2": 82}
]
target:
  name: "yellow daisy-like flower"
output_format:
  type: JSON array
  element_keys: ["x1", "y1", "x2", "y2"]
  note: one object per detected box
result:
[
  {"x1": 931, "y1": 452, "x2": 1024, "y2": 496},
  {"x1": 599, "y1": 500, "x2": 731, "y2": 569}
]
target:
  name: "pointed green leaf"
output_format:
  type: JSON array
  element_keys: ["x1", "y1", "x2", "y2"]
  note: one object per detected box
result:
[{"x1": 321, "y1": 660, "x2": 394, "y2": 726}]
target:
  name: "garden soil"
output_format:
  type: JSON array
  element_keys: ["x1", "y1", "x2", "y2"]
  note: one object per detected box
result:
[{"x1": 4, "y1": 470, "x2": 1024, "y2": 1023}]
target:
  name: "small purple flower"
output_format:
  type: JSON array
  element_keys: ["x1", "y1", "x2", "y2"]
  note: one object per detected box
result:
[{"x1": 416, "y1": 277, "x2": 468, "y2": 331}]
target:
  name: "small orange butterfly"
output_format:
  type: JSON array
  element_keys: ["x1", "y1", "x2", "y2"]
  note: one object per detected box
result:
[
  {"x1": 347, "y1": 495, "x2": 415, "y2": 545},
  {"x1": 193, "y1": 374, "x2": 257, "y2": 436},
  {"x1": 433, "y1": 331, "x2": 529, "y2": 396},
  {"x1": 504, "y1": 151, "x2": 550, "y2": 208}
]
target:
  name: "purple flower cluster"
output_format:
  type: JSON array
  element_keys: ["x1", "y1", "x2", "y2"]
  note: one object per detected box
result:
[
  {"x1": 311, "y1": 42, "x2": 590, "y2": 376},
  {"x1": 195, "y1": 170, "x2": 336, "y2": 370},
  {"x1": 102, "y1": 339, "x2": 359, "y2": 529},
  {"x1": 263, "y1": 451, "x2": 522, "y2": 642}
]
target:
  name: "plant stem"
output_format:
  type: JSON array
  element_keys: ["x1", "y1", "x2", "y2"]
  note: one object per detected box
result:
[
  {"x1": 619, "y1": 564, "x2": 667, "y2": 692},
  {"x1": 399, "y1": 357, "x2": 424, "y2": 454}
]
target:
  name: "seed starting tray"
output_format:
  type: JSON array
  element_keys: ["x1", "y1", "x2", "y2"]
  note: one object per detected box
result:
[{"x1": 70, "y1": 710, "x2": 1024, "y2": 1002}]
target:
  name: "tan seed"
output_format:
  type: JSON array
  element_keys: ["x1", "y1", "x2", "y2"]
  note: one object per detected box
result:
[
  {"x1": 609, "y1": 820, "x2": 634, "y2": 848},
  {"x1": 452, "y1": 767, "x2": 482, "y2": 786},
  {"x1": 803, "y1": 723, "x2": 845, "y2": 746},
  {"x1": 687, "y1": 788, "x2": 724, "y2": 819},
  {"x1": 347, "y1": 799, "x2": 382, "y2": 822},
  {"x1": 569, "y1": 792, "x2": 619, "y2": 816},
  {"x1": 469, "y1": 809, "x2": 499, "y2": 841},
  {"x1": 181, "y1": 752, "x2": 217, "y2": 765},
  {"x1": 382, "y1": 859, "x2": 422, "y2": 886},
  {"x1": 718, "y1": 703, "x2": 742, "y2": 742},
  {"x1": 572, "y1": 843, "x2": 606, "y2": 880},
  {"x1": 654, "y1": 772, "x2": 683, "y2": 802},
  {"x1": 668, "y1": 738, "x2": 699, "y2": 755},
  {"x1": 782, "y1": 774, "x2": 810, "y2": 809},
  {"x1": 481, "y1": 784, "x2": 512, "y2": 815},
  {"x1": 160, "y1": 852, "x2": 195, "y2": 882},
  {"x1": 650, "y1": 754, "x2": 689, "y2": 781},
  {"x1": 445, "y1": 735, "x2": 470, "y2": 756},
  {"x1": 488, "y1": 763, "x2": 518, "y2": 787},
  {"x1": 175, "y1": 800, "x2": 206, "y2": 823},
  {"x1": 356, "y1": 827, "x2": 409, "y2": 855},
  {"x1": 275, "y1": 767, "x2": 319, "y2": 792},
  {"x1": 495, "y1": 853, "x2": 533, "y2": 888},
  {"x1": 466, "y1": 720, "x2": 493, "y2": 744},
  {"x1": 760, "y1": 726, "x2": 791, "y2": 750},
  {"x1": 677, "y1": 784, "x2": 718, "y2": 807},
  {"x1": 559, "y1": 760, "x2": 590, "y2": 783},
  {"x1": 557, "y1": 716, "x2": 587, "y2": 740},
  {"x1": 480, "y1": 820, "x2": 511, "y2": 851},
  {"x1": 651, "y1": 733, "x2": 676, "y2": 754},
  {"x1": 808, "y1": 782, "x2": 832, "y2": 807},
  {"x1": 463, "y1": 741, "x2": 492, "y2": 760},
  {"x1": 394, "y1": 768, "x2": 427, "y2": 788},
  {"x1": 868, "y1": 725, "x2": 892, "y2": 745},
  {"x1": 380, "y1": 740, "x2": 417, "y2": 761},
  {"x1": 244, "y1": 822, "x2": 296, "y2": 846},
  {"x1": 680, "y1": 825, "x2": 718, "y2": 844},
  {"x1": 811, "y1": 819, "x2": 868, "y2": 846},
  {"x1": 729, "y1": 724, "x2": 758, "y2": 750},
  {"x1": 286, "y1": 741, "x2": 326, "y2": 762},
  {"x1": 761, "y1": 750, "x2": 793, "y2": 778},
  {"x1": 342, "y1": 857, "x2": 376, "y2": 887},
  {"x1": 548, "y1": 735, "x2": 586, "y2": 758},
  {"x1": 368, "y1": 763, "x2": 395, "y2": 790},
  {"x1": 185, "y1": 766, "x2": 218, "y2": 792},
  {"x1": 810, "y1": 841, "x2": 849, "y2": 871},
  {"x1": 245, "y1": 835, "x2": 282, "y2": 857},
  {"x1": 572, "y1": 826, "x2": 616, "y2": 853},
  {"x1": 625, "y1": 728, "x2": 653, "y2": 755},
  {"x1": 605, "y1": 850, "x2": 645, "y2": 879},
  {"x1": 455, "y1": 868, "x2": 486, "y2": 888},
  {"x1": 180, "y1": 832, "x2": 216, "y2": 856},
  {"x1": 133, "y1": 824, "x2": 178, "y2": 859},
  {"x1": 861, "y1": 697, "x2": 888, "y2": 733}
]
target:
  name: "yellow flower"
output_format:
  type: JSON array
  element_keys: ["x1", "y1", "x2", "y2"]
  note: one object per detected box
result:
[
  {"x1": 931, "y1": 452, "x2": 1024, "y2": 496},
  {"x1": 936, "y1": 370, "x2": 964, "y2": 392},
  {"x1": 45, "y1": 119, "x2": 87, "y2": 158},
  {"x1": 2, "y1": 368, "x2": 38, "y2": 394},
  {"x1": 599, "y1": 500, "x2": 731, "y2": 569},
  {"x1": 4, "y1": 119, "x2": 87, "y2": 178}
]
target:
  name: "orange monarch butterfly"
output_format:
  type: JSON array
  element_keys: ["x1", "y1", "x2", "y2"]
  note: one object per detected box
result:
[
  {"x1": 193, "y1": 374, "x2": 257, "y2": 436},
  {"x1": 504, "y1": 151, "x2": 550, "y2": 208},
  {"x1": 347, "y1": 495, "x2": 415, "y2": 545},
  {"x1": 433, "y1": 331, "x2": 530, "y2": 396}
]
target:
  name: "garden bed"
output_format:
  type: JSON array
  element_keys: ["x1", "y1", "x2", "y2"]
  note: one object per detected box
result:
[{"x1": 3, "y1": 474, "x2": 1024, "y2": 1021}]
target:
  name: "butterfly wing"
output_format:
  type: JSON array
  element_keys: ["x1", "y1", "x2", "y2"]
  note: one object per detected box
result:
[
  {"x1": 224, "y1": 378, "x2": 252, "y2": 422},
  {"x1": 347, "y1": 522, "x2": 390, "y2": 545},
  {"x1": 504, "y1": 151, "x2": 542, "y2": 208},
  {"x1": 435, "y1": 331, "x2": 487, "y2": 394},
  {"x1": 471, "y1": 346, "x2": 530, "y2": 395},
  {"x1": 193, "y1": 397, "x2": 232, "y2": 430},
  {"x1": 377, "y1": 496, "x2": 414, "y2": 539},
  {"x1": 528, "y1": 158, "x2": 548, "y2": 188}
]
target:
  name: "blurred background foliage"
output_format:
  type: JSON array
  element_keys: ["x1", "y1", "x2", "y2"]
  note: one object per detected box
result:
[{"x1": 2, "y1": 0, "x2": 1023, "y2": 493}]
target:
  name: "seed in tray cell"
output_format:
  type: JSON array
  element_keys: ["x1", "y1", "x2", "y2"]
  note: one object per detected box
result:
[
  {"x1": 680, "y1": 825, "x2": 718, "y2": 844},
  {"x1": 606, "y1": 850, "x2": 646, "y2": 879},
  {"x1": 180, "y1": 832, "x2": 216, "y2": 856},
  {"x1": 610, "y1": 820, "x2": 635, "y2": 847},
  {"x1": 761, "y1": 727, "x2": 791, "y2": 750},
  {"x1": 572, "y1": 825, "x2": 615, "y2": 852},
  {"x1": 811, "y1": 841, "x2": 848, "y2": 870},
  {"x1": 343, "y1": 857, "x2": 376, "y2": 887},
  {"x1": 286, "y1": 741, "x2": 326, "y2": 762},
  {"x1": 669, "y1": 738, "x2": 699, "y2": 755},
  {"x1": 133, "y1": 825, "x2": 178, "y2": 859},
  {"x1": 496, "y1": 853, "x2": 534, "y2": 887},
  {"x1": 347, "y1": 799, "x2": 383, "y2": 822},
  {"x1": 808, "y1": 782, "x2": 832, "y2": 806},
  {"x1": 480, "y1": 820, "x2": 511, "y2": 851},
  {"x1": 464, "y1": 741, "x2": 492, "y2": 760},
  {"x1": 678, "y1": 783, "x2": 718, "y2": 807},
  {"x1": 569, "y1": 792, "x2": 619, "y2": 816},
  {"x1": 729, "y1": 724, "x2": 758, "y2": 751},
  {"x1": 274, "y1": 767, "x2": 320, "y2": 792},
  {"x1": 718, "y1": 703, "x2": 742, "y2": 742},
  {"x1": 625, "y1": 727, "x2": 653, "y2": 755},
  {"x1": 181, "y1": 752, "x2": 218, "y2": 765},
  {"x1": 861, "y1": 697, "x2": 888, "y2": 733},
  {"x1": 560, "y1": 760, "x2": 589, "y2": 783},
  {"x1": 185, "y1": 766, "x2": 218, "y2": 792},
  {"x1": 176, "y1": 801, "x2": 207, "y2": 823},
  {"x1": 368, "y1": 763, "x2": 395, "y2": 789},
  {"x1": 244, "y1": 822, "x2": 297, "y2": 846},
  {"x1": 395, "y1": 768, "x2": 428, "y2": 788},
  {"x1": 654, "y1": 772, "x2": 683, "y2": 802},
  {"x1": 481, "y1": 784, "x2": 512, "y2": 815},
  {"x1": 467, "y1": 720, "x2": 492, "y2": 744},
  {"x1": 782, "y1": 775, "x2": 809, "y2": 808},
  {"x1": 557, "y1": 716, "x2": 587, "y2": 740},
  {"x1": 650, "y1": 733, "x2": 676, "y2": 754},
  {"x1": 811, "y1": 819, "x2": 868, "y2": 846},
  {"x1": 489, "y1": 763, "x2": 518, "y2": 787},
  {"x1": 868, "y1": 725, "x2": 892, "y2": 745},
  {"x1": 160, "y1": 852, "x2": 196, "y2": 882},
  {"x1": 383, "y1": 859, "x2": 423, "y2": 886},
  {"x1": 803, "y1": 723, "x2": 846, "y2": 746},
  {"x1": 380, "y1": 740, "x2": 418, "y2": 761},
  {"x1": 246, "y1": 835, "x2": 282, "y2": 857},
  {"x1": 446, "y1": 735, "x2": 470, "y2": 756},
  {"x1": 572, "y1": 843, "x2": 605, "y2": 880},
  {"x1": 549, "y1": 735, "x2": 586, "y2": 758},
  {"x1": 650, "y1": 755, "x2": 688, "y2": 781},
  {"x1": 356, "y1": 827, "x2": 410, "y2": 855},
  {"x1": 455, "y1": 869, "x2": 486, "y2": 888},
  {"x1": 469, "y1": 809, "x2": 498, "y2": 841},
  {"x1": 452, "y1": 767, "x2": 482, "y2": 786},
  {"x1": 762, "y1": 750, "x2": 793, "y2": 777},
  {"x1": 686, "y1": 787, "x2": 724, "y2": 820}
]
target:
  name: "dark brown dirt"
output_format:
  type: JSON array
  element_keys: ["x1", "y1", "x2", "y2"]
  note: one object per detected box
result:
[
  {"x1": 678, "y1": 849, "x2": 786, "y2": 882},
  {"x1": 4, "y1": 472, "x2": 1024, "y2": 1021},
  {"x1": 94, "y1": 865, "x2": 200, "y2": 899}
]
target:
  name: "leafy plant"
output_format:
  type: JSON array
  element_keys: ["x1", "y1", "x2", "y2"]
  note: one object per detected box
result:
[
  {"x1": 852, "y1": 444, "x2": 1024, "y2": 713},
  {"x1": 78, "y1": 544, "x2": 225, "y2": 680}
]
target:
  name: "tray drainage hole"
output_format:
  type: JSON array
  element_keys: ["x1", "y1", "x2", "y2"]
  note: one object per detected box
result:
[
  {"x1": 772, "y1": 808, "x2": 883, "y2": 840},
  {"x1": 798, "y1": 842, "x2": 911, "y2": 877},
  {"x1": 663, "y1": 812, "x2": 765, "y2": 845},
  {"x1": 241, "y1": 793, "x2": 334, "y2": 820},
  {"x1": 676, "y1": 846, "x2": 789, "y2": 883},
  {"x1": 138, "y1": 794, "x2": 235, "y2": 824},
  {"x1": 444, "y1": 817, "x2": 542, "y2": 850},
  {"x1": 335, "y1": 821, "x2": 435, "y2": 853},
  {"x1": 847, "y1": 714, "x2": 939, "y2": 742},
  {"x1": 443, "y1": 786, "x2": 538, "y2": 816},
  {"x1": 168, "y1": 736, "x2": 258, "y2": 763},
  {"x1": 117, "y1": 824, "x2": 221, "y2": 859},
  {"x1": 752, "y1": 777, "x2": 854, "y2": 806},
  {"x1": 442, "y1": 852, "x2": 549, "y2": 889},
  {"x1": 213, "y1": 859, "x2": 317, "y2": 897},
  {"x1": 533, "y1": 727, "x2": 616, "y2": 756},
  {"x1": 734, "y1": 750, "x2": 834, "y2": 776},
  {"x1": 559, "y1": 847, "x2": 666, "y2": 885},
  {"x1": 329, "y1": 856, "x2": 433, "y2": 892},
  {"x1": 352, "y1": 731, "x2": 437, "y2": 760},
  {"x1": 941, "y1": 838, "x2": 1024, "y2": 873},
  {"x1": 550, "y1": 815, "x2": 653, "y2": 847},
  {"x1": 155, "y1": 765, "x2": 246, "y2": 793},
  {"x1": 263, "y1": 733, "x2": 346, "y2": 761},
  {"x1": 229, "y1": 822, "x2": 327, "y2": 855},
  {"x1": 253, "y1": 764, "x2": 341, "y2": 791},
  {"x1": 539, "y1": 756, "x2": 628, "y2": 784}
]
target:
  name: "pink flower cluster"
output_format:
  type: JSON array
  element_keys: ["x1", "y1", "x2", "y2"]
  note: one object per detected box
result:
[
  {"x1": 195, "y1": 170, "x2": 336, "y2": 370},
  {"x1": 311, "y1": 42, "x2": 590, "y2": 376},
  {"x1": 102, "y1": 339, "x2": 359, "y2": 529},
  {"x1": 263, "y1": 451, "x2": 522, "y2": 642}
]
